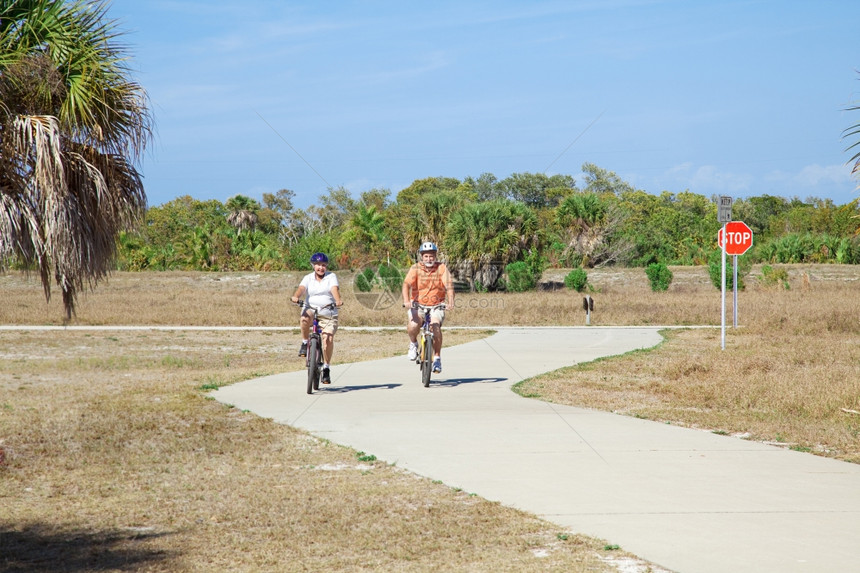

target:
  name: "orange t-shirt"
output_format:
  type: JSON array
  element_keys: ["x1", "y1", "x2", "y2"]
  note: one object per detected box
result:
[{"x1": 404, "y1": 263, "x2": 450, "y2": 306}]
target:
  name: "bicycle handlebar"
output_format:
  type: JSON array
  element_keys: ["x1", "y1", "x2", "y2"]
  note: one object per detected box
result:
[
  {"x1": 411, "y1": 302, "x2": 446, "y2": 311},
  {"x1": 295, "y1": 300, "x2": 338, "y2": 312}
]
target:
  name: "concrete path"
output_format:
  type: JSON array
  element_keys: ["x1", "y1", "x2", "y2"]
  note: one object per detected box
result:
[{"x1": 211, "y1": 327, "x2": 860, "y2": 573}]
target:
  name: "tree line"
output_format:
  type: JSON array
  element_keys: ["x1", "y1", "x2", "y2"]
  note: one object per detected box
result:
[
  {"x1": 115, "y1": 164, "x2": 860, "y2": 291},
  {"x1": 3, "y1": 2, "x2": 860, "y2": 317}
]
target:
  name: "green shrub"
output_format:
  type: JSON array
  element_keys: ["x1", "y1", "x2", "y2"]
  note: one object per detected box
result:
[
  {"x1": 756, "y1": 233, "x2": 860, "y2": 264},
  {"x1": 505, "y1": 261, "x2": 537, "y2": 292},
  {"x1": 707, "y1": 249, "x2": 751, "y2": 290},
  {"x1": 645, "y1": 263, "x2": 673, "y2": 292},
  {"x1": 355, "y1": 267, "x2": 375, "y2": 292},
  {"x1": 285, "y1": 234, "x2": 338, "y2": 271},
  {"x1": 523, "y1": 250, "x2": 547, "y2": 283},
  {"x1": 564, "y1": 268, "x2": 589, "y2": 292},
  {"x1": 759, "y1": 264, "x2": 790, "y2": 290},
  {"x1": 377, "y1": 263, "x2": 404, "y2": 292},
  {"x1": 355, "y1": 263, "x2": 404, "y2": 293}
]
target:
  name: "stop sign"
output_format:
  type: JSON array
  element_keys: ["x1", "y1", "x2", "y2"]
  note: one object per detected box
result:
[{"x1": 718, "y1": 221, "x2": 754, "y2": 255}]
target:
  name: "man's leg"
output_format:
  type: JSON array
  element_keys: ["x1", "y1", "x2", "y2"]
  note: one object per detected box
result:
[
  {"x1": 430, "y1": 321, "x2": 443, "y2": 373},
  {"x1": 431, "y1": 322, "x2": 443, "y2": 356},
  {"x1": 407, "y1": 308, "x2": 421, "y2": 360}
]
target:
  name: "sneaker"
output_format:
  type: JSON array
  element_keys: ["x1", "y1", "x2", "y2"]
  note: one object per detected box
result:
[
  {"x1": 298, "y1": 342, "x2": 307, "y2": 357},
  {"x1": 321, "y1": 368, "x2": 331, "y2": 384},
  {"x1": 407, "y1": 342, "x2": 418, "y2": 361},
  {"x1": 432, "y1": 358, "x2": 442, "y2": 373}
]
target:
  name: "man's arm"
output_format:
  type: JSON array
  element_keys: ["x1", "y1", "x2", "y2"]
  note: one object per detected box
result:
[
  {"x1": 402, "y1": 267, "x2": 414, "y2": 307},
  {"x1": 443, "y1": 266, "x2": 455, "y2": 308}
]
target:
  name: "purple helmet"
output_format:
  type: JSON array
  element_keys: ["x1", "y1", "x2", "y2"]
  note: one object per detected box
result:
[{"x1": 310, "y1": 252, "x2": 329, "y2": 264}]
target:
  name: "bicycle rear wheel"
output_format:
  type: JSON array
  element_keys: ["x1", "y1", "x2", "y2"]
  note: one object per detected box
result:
[
  {"x1": 307, "y1": 337, "x2": 320, "y2": 394},
  {"x1": 421, "y1": 333, "x2": 433, "y2": 387}
]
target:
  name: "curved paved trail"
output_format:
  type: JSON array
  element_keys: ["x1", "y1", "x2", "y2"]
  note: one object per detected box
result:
[{"x1": 212, "y1": 327, "x2": 860, "y2": 573}]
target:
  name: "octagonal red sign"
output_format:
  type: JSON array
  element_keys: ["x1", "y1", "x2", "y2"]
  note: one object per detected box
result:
[{"x1": 718, "y1": 221, "x2": 753, "y2": 255}]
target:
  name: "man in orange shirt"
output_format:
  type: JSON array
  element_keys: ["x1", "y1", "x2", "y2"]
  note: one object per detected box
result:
[{"x1": 402, "y1": 242, "x2": 455, "y2": 373}]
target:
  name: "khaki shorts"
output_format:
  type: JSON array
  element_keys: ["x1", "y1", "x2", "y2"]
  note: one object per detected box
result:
[
  {"x1": 408, "y1": 307, "x2": 445, "y2": 326},
  {"x1": 314, "y1": 314, "x2": 339, "y2": 335}
]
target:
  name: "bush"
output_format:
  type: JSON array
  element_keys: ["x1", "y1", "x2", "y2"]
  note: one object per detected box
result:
[
  {"x1": 505, "y1": 261, "x2": 537, "y2": 292},
  {"x1": 285, "y1": 233, "x2": 338, "y2": 271},
  {"x1": 564, "y1": 268, "x2": 589, "y2": 292},
  {"x1": 755, "y1": 233, "x2": 860, "y2": 264},
  {"x1": 355, "y1": 267, "x2": 375, "y2": 292},
  {"x1": 758, "y1": 265, "x2": 790, "y2": 290},
  {"x1": 707, "y1": 249, "x2": 751, "y2": 290},
  {"x1": 645, "y1": 263, "x2": 673, "y2": 292},
  {"x1": 377, "y1": 263, "x2": 404, "y2": 293},
  {"x1": 354, "y1": 263, "x2": 404, "y2": 293}
]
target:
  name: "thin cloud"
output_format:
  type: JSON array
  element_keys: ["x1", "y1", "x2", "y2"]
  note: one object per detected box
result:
[
  {"x1": 651, "y1": 163, "x2": 752, "y2": 194},
  {"x1": 353, "y1": 52, "x2": 451, "y2": 85},
  {"x1": 765, "y1": 164, "x2": 853, "y2": 187},
  {"x1": 690, "y1": 165, "x2": 753, "y2": 193}
]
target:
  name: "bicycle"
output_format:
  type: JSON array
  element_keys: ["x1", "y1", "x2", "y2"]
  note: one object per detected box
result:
[
  {"x1": 296, "y1": 300, "x2": 336, "y2": 394},
  {"x1": 413, "y1": 302, "x2": 446, "y2": 387}
]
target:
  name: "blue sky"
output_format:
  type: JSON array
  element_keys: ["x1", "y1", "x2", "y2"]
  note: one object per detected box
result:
[{"x1": 109, "y1": 0, "x2": 860, "y2": 209}]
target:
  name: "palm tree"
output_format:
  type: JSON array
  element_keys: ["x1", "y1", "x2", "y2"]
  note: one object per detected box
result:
[
  {"x1": 405, "y1": 190, "x2": 467, "y2": 248},
  {"x1": 842, "y1": 83, "x2": 860, "y2": 233},
  {"x1": 444, "y1": 199, "x2": 540, "y2": 291},
  {"x1": 0, "y1": 0, "x2": 152, "y2": 319},
  {"x1": 556, "y1": 192, "x2": 606, "y2": 266},
  {"x1": 343, "y1": 203, "x2": 388, "y2": 260},
  {"x1": 225, "y1": 195, "x2": 260, "y2": 235},
  {"x1": 555, "y1": 192, "x2": 633, "y2": 267},
  {"x1": 844, "y1": 98, "x2": 860, "y2": 183}
]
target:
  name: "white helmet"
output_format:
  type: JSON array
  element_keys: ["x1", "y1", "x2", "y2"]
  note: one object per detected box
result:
[
  {"x1": 418, "y1": 242, "x2": 438, "y2": 267},
  {"x1": 418, "y1": 241, "x2": 438, "y2": 254}
]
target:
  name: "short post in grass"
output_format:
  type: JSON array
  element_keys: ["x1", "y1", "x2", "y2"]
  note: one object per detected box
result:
[{"x1": 582, "y1": 295, "x2": 594, "y2": 325}]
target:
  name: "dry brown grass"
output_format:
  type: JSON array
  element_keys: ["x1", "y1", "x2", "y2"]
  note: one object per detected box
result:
[
  {"x1": 3, "y1": 264, "x2": 853, "y2": 328},
  {"x1": 1, "y1": 264, "x2": 858, "y2": 571},
  {"x1": 0, "y1": 266, "x2": 717, "y2": 327},
  {"x1": 0, "y1": 312, "x2": 640, "y2": 571},
  {"x1": 518, "y1": 265, "x2": 860, "y2": 463}
]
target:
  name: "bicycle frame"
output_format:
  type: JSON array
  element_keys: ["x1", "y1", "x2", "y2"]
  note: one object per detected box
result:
[
  {"x1": 414, "y1": 303, "x2": 445, "y2": 387},
  {"x1": 297, "y1": 301, "x2": 335, "y2": 394}
]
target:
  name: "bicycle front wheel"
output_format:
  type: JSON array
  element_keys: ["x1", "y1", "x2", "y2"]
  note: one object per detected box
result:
[
  {"x1": 421, "y1": 333, "x2": 433, "y2": 387},
  {"x1": 417, "y1": 333, "x2": 426, "y2": 367},
  {"x1": 307, "y1": 337, "x2": 320, "y2": 394}
]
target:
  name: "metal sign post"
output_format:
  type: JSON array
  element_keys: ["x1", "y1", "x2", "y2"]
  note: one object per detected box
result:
[
  {"x1": 721, "y1": 224, "x2": 727, "y2": 350},
  {"x1": 717, "y1": 215, "x2": 755, "y2": 348},
  {"x1": 717, "y1": 197, "x2": 731, "y2": 350},
  {"x1": 733, "y1": 255, "x2": 738, "y2": 328},
  {"x1": 583, "y1": 295, "x2": 594, "y2": 325}
]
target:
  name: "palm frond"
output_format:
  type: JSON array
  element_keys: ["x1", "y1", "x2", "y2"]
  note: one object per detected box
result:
[
  {"x1": 842, "y1": 96, "x2": 860, "y2": 179},
  {"x1": 0, "y1": 0, "x2": 152, "y2": 319}
]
